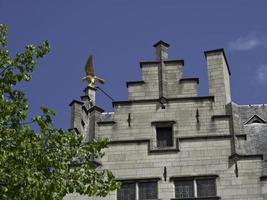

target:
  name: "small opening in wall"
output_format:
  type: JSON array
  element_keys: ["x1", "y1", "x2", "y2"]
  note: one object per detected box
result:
[
  {"x1": 156, "y1": 127, "x2": 173, "y2": 148},
  {"x1": 81, "y1": 119, "x2": 85, "y2": 128},
  {"x1": 251, "y1": 120, "x2": 261, "y2": 124},
  {"x1": 245, "y1": 114, "x2": 267, "y2": 125}
]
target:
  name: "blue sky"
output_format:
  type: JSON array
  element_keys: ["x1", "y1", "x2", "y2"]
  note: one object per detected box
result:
[{"x1": 1, "y1": 0, "x2": 267, "y2": 129}]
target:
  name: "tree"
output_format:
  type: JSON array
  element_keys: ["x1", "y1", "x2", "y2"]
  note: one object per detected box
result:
[{"x1": 0, "y1": 24, "x2": 120, "y2": 200}]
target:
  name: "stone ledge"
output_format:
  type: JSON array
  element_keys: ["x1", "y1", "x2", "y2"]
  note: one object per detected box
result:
[
  {"x1": 97, "y1": 121, "x2": 116, "y2": 126},
  {"x1": 109, "y1": 139, "x2": 149, "y2": 145},
  {"x1": 168, "y1": 96, "x2": 214, "y2": 102},
  {"x1": 82, "y1": 105, "x2": 104, "y2": 115},
  {"x1": 69, "y1": 99, "x2": 83, "y2": 106},
  {"x1": 211, "y1": 115, "x2": 231, "y2": 121},
  {"x1": 149, "y1": 138, "x2": 180, "y2": 154},
  {"x1": 117, "y1": 177, "x2": 161, "y2": 182},
  {"x1": 179, "y1": 134, "x2": 246, "y2": 141},
  {"x1": 139, "y1": 59, "x2": 185, "y2": 68},
  {"x1": 113, "y1": 96, "x2": 214, "y2": 107},
  {"x1": 151, "y1": 120, "x2": 176, "y2": 126},
  {"x1": 109, "y1": 134, "x2": 247, "y2": 153},
  {"x1": 153, "y1": 40, "x2": 170, "y2": 47},
  {"x1": 171, "y1": 197, "x2": 221, "y2": 200},
  {"x1": 126, "y1": 81, "x2": 145, "y2": 88},
  {"x1": 140, "y1": 61, "x2": 160, "y2": 68},
  {"x1": 180, "y1": 78, "x2": 199, "y2": 84},
  {"x1": 170, "y1": 174, "x2": 219, "y2": 181},
  {"x1": 229, "y1": 153, "x2": 263, "y2": 161},
  {"x1": 164, "y1": 60, "x2": 184, "y2": 66},
  {"x1": 149, "y1": 148, "x2": 179, "y2": 153}
]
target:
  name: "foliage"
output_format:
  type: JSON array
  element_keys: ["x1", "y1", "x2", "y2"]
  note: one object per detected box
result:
[{"x1": 0, "y1": 24, "x2": 120, "y2": 200}]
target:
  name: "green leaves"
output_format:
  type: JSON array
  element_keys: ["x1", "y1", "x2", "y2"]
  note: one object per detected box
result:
[
  {"x1": 0, "y1": 24, "x2": 8, "y2": 47},
  {"x1": 0, "y1": 24, "x2": 119, "y2": 199},
  {"x1": 41, "y1": 106, "x2": 56, "y2": 116}
]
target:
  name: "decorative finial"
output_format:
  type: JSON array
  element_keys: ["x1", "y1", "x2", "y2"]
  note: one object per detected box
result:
[{"x1": 82, "y1": 55, "x2": 105, "y2": 87}]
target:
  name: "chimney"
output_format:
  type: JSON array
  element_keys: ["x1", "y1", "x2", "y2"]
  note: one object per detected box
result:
[
  {"x1": 153, "y1": 40, "x2": 169, "y2": 61},
  {"x1": 205, "y1": 49, "x2": 231, "y2": 115}
]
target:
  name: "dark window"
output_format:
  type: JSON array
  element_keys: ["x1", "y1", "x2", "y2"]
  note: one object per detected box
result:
[
  {"x1": 174, "y1": 180, "x2": 194, "y2": 199},
  {"x1": 174, "y1": 177, "x2": 217, "y2": 199},
  {"x1": 197, "y1": 179, "x2": 216, "y2": 197},
  {"x1": 139, "y1": 181, "x2": 158, "y2": 200},
  {"x1": 117, "y1": 181, "x2": 158, "y2": 200},
  {"x1": 156, "y1": 127, "x2": 173, "y2": 148},
  {"x1": 117, "y1": 183, "x2": 136, "y2": 200}
]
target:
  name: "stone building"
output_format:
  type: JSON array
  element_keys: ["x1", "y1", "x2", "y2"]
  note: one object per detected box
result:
[{"x1": 67, "y1": 41, "x2": 267, "y2": 200}]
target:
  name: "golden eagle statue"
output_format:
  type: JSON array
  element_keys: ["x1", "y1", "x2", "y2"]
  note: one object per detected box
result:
[{"x1": 82, "y1": 55, "x2": 105, "y2": 87}]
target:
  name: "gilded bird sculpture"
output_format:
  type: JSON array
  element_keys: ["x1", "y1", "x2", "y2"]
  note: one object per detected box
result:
[{"x1": 82, "y1": 55, "x2": 105, "y2": 87}]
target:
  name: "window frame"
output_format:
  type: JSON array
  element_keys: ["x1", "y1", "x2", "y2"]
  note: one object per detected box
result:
[
  {"x1": 196, "y1": 178, "x2": 216, "y2": 198},
  {"x1": 117, "y1": 182, "x2": 136, "y2": 200},
  {"x1": 174, "y1": 178, "x2": 194, "y2": 199},
  {"x1": 156, "y1": 126, "x2": 173, "y2": 148},
  {"x1": 170, "y1": 175, "x2": 219, "y2": 200},
  {"x1": 117, "y1": 178, "x2": 160, "y2": 200},
  {"x1": 138, "y1": 180, "x2": 158, "y2": 200},
  {"x1": 151, "y1": 121, "x2": 176, "y2": 149}
]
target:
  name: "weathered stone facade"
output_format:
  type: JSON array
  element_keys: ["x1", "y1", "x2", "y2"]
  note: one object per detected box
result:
[{"x1": 66, "y1": 41, "x2": 267, "y2": 200}]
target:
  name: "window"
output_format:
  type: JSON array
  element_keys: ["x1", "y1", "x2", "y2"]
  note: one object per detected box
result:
[
  {"x1": 117, "y1": 183, "x2": 136, "y2": 200},
  {"x1": 175, "y1": 180, "x2": 194, "y2": 198},
  {"x1": 172, "y1": 176, "x2": 217, "y2": 199},
  {"x1": 156, "y1": 127, "x2": 173, "y2": 148},
  {"x1": 152, "y1": 121, "x2": 175, "y2": 148},
  {"x1": 196, "y1": 179, "x2": 216, "y2": 197},
  {"x1": 139, "y1": 181, "x2": 158, "y2": 200},
  {"x1": 117, "y1": 180, "x2": 158, "y2": 200}
]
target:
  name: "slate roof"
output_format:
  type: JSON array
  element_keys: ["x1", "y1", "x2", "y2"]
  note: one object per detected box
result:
[{"x1": 238, "y1": 104, "x2": 267, "y2": 175}]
